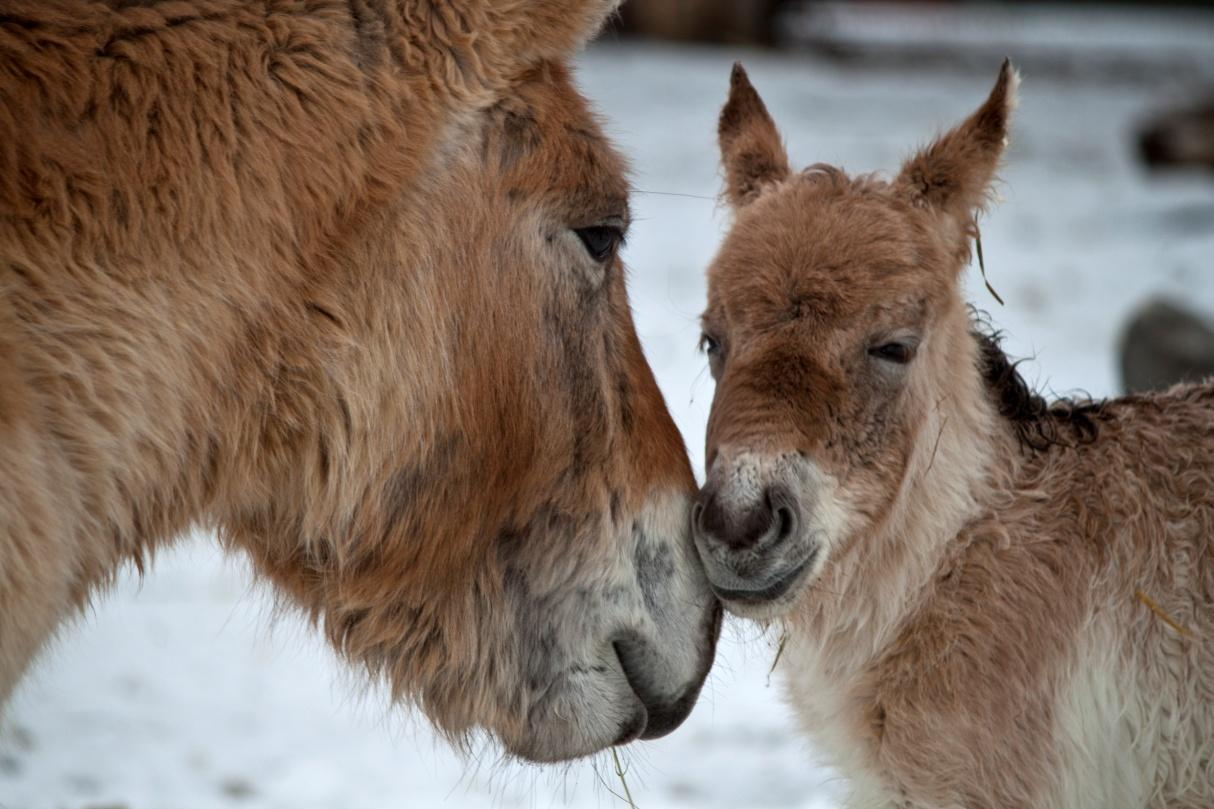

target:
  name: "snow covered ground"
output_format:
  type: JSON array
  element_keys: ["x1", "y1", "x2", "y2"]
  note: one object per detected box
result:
[{"x1": 4, "y1": 13, "x2": 1214, "y2": 809}]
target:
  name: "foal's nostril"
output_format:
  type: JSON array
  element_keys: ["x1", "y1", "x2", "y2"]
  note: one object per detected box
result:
[
  {"x1": 695, "y1": 489, "x2": 731, "y2": 543},
  {"x1": 695, "y1": 489, "x2": 763, "y2": 551},
  {"x1": 768, "y1": 486, "x2": 799, "y2": 546},
  {"x1": 695, "y1": 483, "x2": 800, "y2": 553}
]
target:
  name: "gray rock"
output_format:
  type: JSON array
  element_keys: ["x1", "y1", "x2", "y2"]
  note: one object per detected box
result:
[
  {"x1": 1120, "y1": 299, "x2": 1214, "y2": 393},
  {"x1": 1138, "y1": 101, "x2": 1214, "y2": 172}
]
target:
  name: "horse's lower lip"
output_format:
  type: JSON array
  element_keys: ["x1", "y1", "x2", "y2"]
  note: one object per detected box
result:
[
  {"x1": 612, "y1": 706, "x2": 649, "y2": 746},
  {"x1": 709, "y1": 548, "x2": 818, "y2": 604}
]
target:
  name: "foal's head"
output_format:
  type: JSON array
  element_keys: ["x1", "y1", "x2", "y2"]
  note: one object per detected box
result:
[{"x1": 694, "y1": 62, "x2": 1017, "y2": 618}]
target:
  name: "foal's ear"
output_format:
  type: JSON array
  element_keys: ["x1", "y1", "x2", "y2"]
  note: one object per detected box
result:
[
  {"x1": 896, "y1": 60, "x2": 1019, "y2": 223},
  {"x1": 719, "y1": 63, "x2": 791, "y2": 208}
]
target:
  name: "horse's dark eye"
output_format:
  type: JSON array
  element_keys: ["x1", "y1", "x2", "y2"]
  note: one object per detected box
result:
[
  {"x1": 574, "y1": 226, "x2": 623, "y2": 262},
  {"x1": 700, "y1": 332, "x2": 726, "y2": 378},
  {"x1": 869, "y1": 341, "x2": 917, "y2": 364}
]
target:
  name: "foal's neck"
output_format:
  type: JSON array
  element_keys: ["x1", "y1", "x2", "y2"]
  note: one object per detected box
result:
[{"x1": 792, "y1": 319, "x2": 1011, "y2": 673}]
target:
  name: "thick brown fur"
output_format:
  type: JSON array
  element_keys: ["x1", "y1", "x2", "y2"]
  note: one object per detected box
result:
[
  {"x1": 0, "y1": 0, "x2": 720, "y2": 763},
  {"x1": 696, "y1": 61, "x2": 1214, "y2": 807}
]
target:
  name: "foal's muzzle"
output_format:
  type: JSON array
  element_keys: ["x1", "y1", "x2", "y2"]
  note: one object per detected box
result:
[{"x1": 692, "y1": 454, "x2": 824, "y2": 615}]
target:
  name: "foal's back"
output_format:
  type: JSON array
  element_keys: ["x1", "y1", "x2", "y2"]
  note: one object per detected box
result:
[
  {"x1": 1028, "y1": 383, "x2": 1214, "y2": 807},
  {"x1": 916, "y1": 381, "x2": 1214, "y2": 807}
]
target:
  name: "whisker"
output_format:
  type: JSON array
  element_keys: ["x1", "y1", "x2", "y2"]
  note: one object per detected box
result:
[
  {"x1": 635, "y1": 188, "x2": 716, "y2": 201},
  {"x1": 689, "y1": 363, "x2": 710, "y2": 406}
]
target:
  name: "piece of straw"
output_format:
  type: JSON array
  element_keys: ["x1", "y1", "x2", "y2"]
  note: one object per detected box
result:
[
  {"x1": 767, "y1": 631, "x2": 789, "y2": 686},
  {"x1": 974, "y1": 223, "x2": 1004, "y2": 306},
  {"x1": 1135, "y1": 589, "x2": 1193, "y2": 639},
  {"x1": 610, "y1": 748, "x2": 639, "y2": 809}
]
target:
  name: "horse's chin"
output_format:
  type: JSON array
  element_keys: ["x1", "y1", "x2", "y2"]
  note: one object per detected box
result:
[
  {"x1": 508, "y1": 700, "x2": 649, "y2": 763},
  {"x1": 504, "y1": 675, "x2": 649, "y2": 762}
]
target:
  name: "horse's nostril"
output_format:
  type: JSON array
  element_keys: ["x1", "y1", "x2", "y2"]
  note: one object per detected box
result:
[
  {"x1": 612, "y1": 618, "x2": 717, "y2": 743},
  {"x1": 775, "y1": 505, "x2": 795, "y2": 542}
]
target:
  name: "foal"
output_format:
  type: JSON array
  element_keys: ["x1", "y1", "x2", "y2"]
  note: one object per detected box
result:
[{"x1": 694, "y1": 61, "x2": 1214, "y2": 808}]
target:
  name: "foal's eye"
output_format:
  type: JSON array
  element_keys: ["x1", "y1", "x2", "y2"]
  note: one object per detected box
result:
[
  {"x1": 699, "y1": 333, "x2": 722, "y2": 356},
  {"x1": 574, "y1": 226, "x2": 624, "y2": 262},
  {"x1": 869, "y1": 341, "x2": 917, "y2": 364}
]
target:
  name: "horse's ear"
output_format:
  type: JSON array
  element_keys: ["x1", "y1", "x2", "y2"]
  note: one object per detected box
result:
[
  {"x1": 896, "y1": 59, "x2": 1019, "y2": 224},
  {"x1": 719, "y1": 63, "x2": 790, "y2": 208},
  {"x1": 481, "y1": 0, "x2": 620, "y2": 68}
]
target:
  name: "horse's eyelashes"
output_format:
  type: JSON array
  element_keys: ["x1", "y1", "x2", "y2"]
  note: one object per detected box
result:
[
  {"x1": 574, "y1": 226, "x2": 623, "y2": 262},
  {"x1": 869, "y1": 342, "x2": 917, "y2": 364}
]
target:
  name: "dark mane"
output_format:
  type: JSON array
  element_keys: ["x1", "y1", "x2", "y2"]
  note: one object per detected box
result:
[{"x1": 972, "y1": 325, "x2": 1106, "y2": 452}]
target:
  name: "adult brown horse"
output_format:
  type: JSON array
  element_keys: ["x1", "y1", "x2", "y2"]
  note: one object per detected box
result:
[{"x1": 0, "y1": 0, "x2": 719, "y2": 762}]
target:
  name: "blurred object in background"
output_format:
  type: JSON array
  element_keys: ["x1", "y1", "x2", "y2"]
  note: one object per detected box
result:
[
  {"x1": 610, "y1": 2, "x2": 1214, "y2": 79},
  {"x1": 1120, "y1": 299, "x2": 1214, "y2": 393},
  {"x1": 1138, "y1": 101, "x2": 1214, "y2": 171},
  {"x1": 614, "y1": 0, "x2": 787, "y2": 46},
  {"x1": 782, "y1": 1, "x2": 1214, "y2": 82}
]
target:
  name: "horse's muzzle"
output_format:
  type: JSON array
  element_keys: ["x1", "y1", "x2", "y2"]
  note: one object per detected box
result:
[{"x1": 505, "y1": 489, "x2": 722, "y2": 761}]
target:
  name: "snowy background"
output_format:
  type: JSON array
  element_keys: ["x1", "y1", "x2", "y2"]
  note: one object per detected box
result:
[{"x1": 4, "y1": 5, "x2": 1214, "y2": 808}]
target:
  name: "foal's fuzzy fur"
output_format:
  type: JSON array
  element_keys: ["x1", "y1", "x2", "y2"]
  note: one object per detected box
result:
[
  {"x1": 696, "y1": 62, "x2": 1213, "y2": 807},
  {"x1": 0, "y1": 0, "x2": 720, "y2": 762}
]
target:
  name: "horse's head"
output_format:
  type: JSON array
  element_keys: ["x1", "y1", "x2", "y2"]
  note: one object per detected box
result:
[
  {"x1": 694, "y1": 62, "x2": 1017, "y2": 619},
  {"x1": 217, "y1": 3, "x2": 718, "y2": 762}
]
